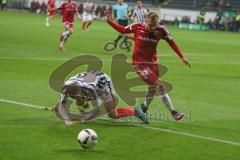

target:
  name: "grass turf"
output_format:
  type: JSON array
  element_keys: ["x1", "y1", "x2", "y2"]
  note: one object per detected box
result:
[{"x1": 0, "y1": 11, "x2": 240, "y2": 160}]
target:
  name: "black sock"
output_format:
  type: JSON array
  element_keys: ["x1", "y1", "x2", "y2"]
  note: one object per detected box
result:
[{"x1": 114, "y1": 35, "x2": 122, "y2": 43}]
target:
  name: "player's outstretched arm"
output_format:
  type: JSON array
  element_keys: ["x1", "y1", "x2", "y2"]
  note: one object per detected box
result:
[
  {"x1": 55, "y1": 102, "x2": 80, "y2": 126},
  {"x1": 104, "y1": 10, "x2": 134, "y2": 34},
  {"x1": 81, "y1": 107, "x2": 100, "y2": 123},
  {"x1": 160, "y1": 25, "x2": 191, "y2": 68},
  {"x1": 76, "y1": 6, "x2": 82, "y2": 20},
  {"x1": 166, "y1": 39, "x2": 191, "y2": 68}
]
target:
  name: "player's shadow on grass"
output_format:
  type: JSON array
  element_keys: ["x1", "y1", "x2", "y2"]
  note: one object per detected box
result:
[
  {"x1": 92, "y1": 119, "x2": 142, "y2": 128},
  {"x1": 54, "y1": 148, "x2": 107, "y2": 154}
]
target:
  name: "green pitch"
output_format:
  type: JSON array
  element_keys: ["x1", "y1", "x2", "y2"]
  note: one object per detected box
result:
[{"x1": 0, "y1": 11, "x2": 240, "y2": 160}]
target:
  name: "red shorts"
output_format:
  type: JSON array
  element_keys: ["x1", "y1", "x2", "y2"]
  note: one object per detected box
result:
[
  {"x1": 47, "y1": 10, "x2": 55, "y2": 17},
  {"x1": 63, "y1": 22, "x2": 74, "y2": 29},
  {"x1": 134, "y1": 63, "x2": 159, "y2": 85}
]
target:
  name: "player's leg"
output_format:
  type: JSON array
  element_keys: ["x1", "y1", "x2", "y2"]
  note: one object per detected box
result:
[
  {"x1": 46, "y1": 13, "x2": 50, "y2": 26},
  {"x1": 47, "y1": 16, "x2": 53, "y2": 26},
  {"x1": 103, "y1": 78, "x2": 148, "y2": 123},
  {"x1": 104, "y1": 100, "x2": 148, "y2": 123},
  {"x1": 82, "y1": 21, "x2": 87, "y2": 31},
  {"x1": 46, "y1": 11, "x2": 54, "y2": 26},
  {"x1": 86, "y1": 21, "x2": 92, "y2": 31},
  {"x1": 59, "y1": 23, "x2": 73, "y2": 51},
  {"x1": 47, "y1": 14, "x2": 54, "y2": 26},
  {"x1": 104, "y1": 101, "x2": 131, "y2": 118},
  {"x1": 119, "y1": 19, "x2": 129, "y2": 46},
  {"x1": 141, "y1": 85, "x2": 157, "y2": 113},
  {"x1": 46, "y1": 17, "x2": 49, "y2": 26},
  {"x1": 114, "y1": 34, "x2": 123, "y2": 44},
  {"x1": 134, "y1": 64, "x2": 183, "y2": 120},
  {"x1": 82, "y1": 12, "x2": 88, "y2": 31},
  {"x1": 46, "y1": 11, "x2": 51, "y2": 27},
  {"x1": 153, "y1": 79, "x2": 184, "y2": 120},
  {"x1": 102, "y1": 81, "x2": 134, "y2": 118},
  {"x1": 85, "y1": 15, "x2": 93, "y2": 31},
  {"x1": 114, "y1": 19, "x2": 125, "y2": 44},
  {"x1": 134, "y1": 65, "x2": 157, "y2": 113}
]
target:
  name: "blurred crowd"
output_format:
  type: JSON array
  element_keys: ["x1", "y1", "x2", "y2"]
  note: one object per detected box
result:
[
  {"x1": 174, "y1": 9, "x2": 240, "y2": 32},
  {"x1": 30, "y1": 0, "x2": 47, "y2": 13},
  {"x1": 206, "y1": 10, "x2": 240, "y2": 32},
  {"x1": 0, "y1": 0, "x2": 8, "y2": 10},
  {"x1": 163, "y1": 0, "x2": 240, "y2": 12},
  {"x1": 28, "y1": 1, "x2": 148, "y2": 20},
  {"x1": 1, "y1": 0, "x2": 239, "y2": 32},
  {"x1": 194, "y1": 0, "x2": 233, "y2": 11}
]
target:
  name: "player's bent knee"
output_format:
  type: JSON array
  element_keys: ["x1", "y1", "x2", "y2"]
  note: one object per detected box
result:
[
  {"x1": 148, "y1": 85, "x2": 157, "y2": 90},
  {"x1": 153, "y1": 79, "x2": 163, "y2": 86}
]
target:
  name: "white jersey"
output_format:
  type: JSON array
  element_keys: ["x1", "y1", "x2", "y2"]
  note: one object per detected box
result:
[
  {"x1": 60, "y1": 71, "x2": 115, "y2": 108},
  {"x1": 83, "y1": 2, "x2": 94, "y2": 21},
  {"x1": 84, "y1": 2, "x2": 94, "y2": 13},
  {"x1": 132, "y1": 7, "x2": 147, "y2": 23}
]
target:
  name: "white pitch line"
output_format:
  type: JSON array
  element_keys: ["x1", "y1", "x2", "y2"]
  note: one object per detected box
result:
[
  {"x1": 0, "y1": 98, "x2": 240, "y2": 147},
  {"x1": 132, "y1": 124, "x2": 240, "y2": 146},
  {"x1": 0, "y1": 98, "x2": 48, "y2": 110},
  {"x1": 0, "y1": 57, "x2": 70, "y2": 61},
  {"x1": 1, "y1": 56, "x2": 240, "y2": 65}
]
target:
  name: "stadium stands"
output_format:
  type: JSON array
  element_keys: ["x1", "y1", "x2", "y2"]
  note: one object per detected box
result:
[
  {"x1": 2, "y1": 0, "x2": 239, "y2": 32},
  {"x1": 162, "y1": 0, "x2": 240, "y2": 11},
  {"x1": 93, "y1": 0, "x2": 161, "y2": 5}
]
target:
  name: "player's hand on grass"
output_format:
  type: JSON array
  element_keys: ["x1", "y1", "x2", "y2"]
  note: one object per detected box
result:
[
  {"x1": 64, "y1": 120, "x2": 80, "y2": 126},
  {"x1": 104, "y1": 10, "x2": 112, "y2": 21},
  {"x1": 181, "y1": 57, "x2": 191, "y2": 68}
]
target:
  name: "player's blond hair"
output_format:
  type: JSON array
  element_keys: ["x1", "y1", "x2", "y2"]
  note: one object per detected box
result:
[{"x1": 147, "y1": 11, "x2": 159, "y2": 32}]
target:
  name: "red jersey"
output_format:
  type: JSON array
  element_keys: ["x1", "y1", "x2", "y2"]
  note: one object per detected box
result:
[
  {"x1": 107, "y1": 20, "x2": 184, "y2": 65},
  {"x1": 47, "y1": 0, "x2": 55, "y2": 9},
  {"x1": 131, "y1": 22, "x2": 173, "y2": 64},
  {"x1": 60, "y1": 2, "x2": 78, "y2": 23}
]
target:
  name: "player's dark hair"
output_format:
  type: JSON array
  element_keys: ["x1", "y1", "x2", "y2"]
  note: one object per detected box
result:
[{"x1": 62, "y1": 83, "x2": 80, "y2": 97}]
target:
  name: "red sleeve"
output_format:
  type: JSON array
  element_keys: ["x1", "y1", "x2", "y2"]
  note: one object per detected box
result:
[
  {"x1": 107, "y1": 20, "x2": 137, "y2": 34},
  {"x1": 73, "y1": 3, "x2": 78, "y2": 13},
  {"x1": 159, "y1": 25, "x2": 184, "y2": 59},
  {"x1": 166, "y1": 40, "x2": 184, "y2": 59}
]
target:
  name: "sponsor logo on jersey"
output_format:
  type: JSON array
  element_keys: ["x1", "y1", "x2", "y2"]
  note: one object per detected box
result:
[{"x1": 138, "y1": 36, "x2": 157, "y2": 42}]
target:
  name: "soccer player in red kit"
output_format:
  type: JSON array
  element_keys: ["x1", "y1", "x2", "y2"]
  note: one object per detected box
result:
[
  {"x1": 59, "y1": 0, "x2": 81, "y2": 51},
  {"x1": 104, "y1": 11, "x2": 191, "y2": 121},
  {"x1": 46, "y1": 0, "x2": 55, "y2": 27}
]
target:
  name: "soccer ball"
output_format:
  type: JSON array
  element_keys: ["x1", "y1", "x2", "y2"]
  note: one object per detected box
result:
[{"x1": 77, "y1": 129, "x2": 98, "y2": 149}]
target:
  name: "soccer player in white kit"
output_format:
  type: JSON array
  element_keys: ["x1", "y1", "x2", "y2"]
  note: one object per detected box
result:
[
  {"x1": 54, "y1": 71, "x2": 148, "y2": 126},
  {"x1": 131, "y1": 0, "x2": 148, "y2": 23},
  {"x1": 82, "y1": 0, "x2": 94, "y2": 31}
]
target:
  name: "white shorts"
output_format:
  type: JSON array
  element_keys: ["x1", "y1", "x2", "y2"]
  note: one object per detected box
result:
[{"x1": 82, "y1": 12, "x2": 93, "y2": 22}]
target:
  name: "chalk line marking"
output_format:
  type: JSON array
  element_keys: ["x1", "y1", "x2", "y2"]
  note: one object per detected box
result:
[{"x1": 0, "y1": 98, "x2": 239, "y2": 147}]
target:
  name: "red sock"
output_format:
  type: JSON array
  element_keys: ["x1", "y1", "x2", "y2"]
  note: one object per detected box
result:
[{"x1": 116, "y1": 108, "x2": 136, "y2": 117}]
